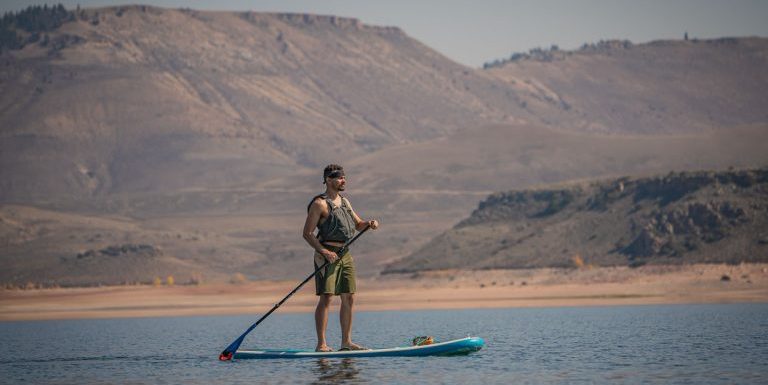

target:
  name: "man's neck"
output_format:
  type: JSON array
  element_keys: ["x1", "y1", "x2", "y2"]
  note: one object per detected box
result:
[{"x1": 325, "y1": 189, "x2": 340, "y2": 200}]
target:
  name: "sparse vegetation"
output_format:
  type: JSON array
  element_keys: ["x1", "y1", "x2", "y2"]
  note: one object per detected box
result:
[
  {"x1": 579, "y1": 39, "x2": 633, "y2": 52},
  {"x1": 534, "y1": 190, "x2": 576, "y2": 217},
  {"x1": 457, "y1": 188, "x2": 577, "y2": 226},
  {"x1": 483, "y1": 40, "x2": 633, "y2": 69}
]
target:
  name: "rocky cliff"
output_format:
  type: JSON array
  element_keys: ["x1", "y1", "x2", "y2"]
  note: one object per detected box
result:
[{"x1": 385, "y1": 168, "x2": 768, "y2": 273}]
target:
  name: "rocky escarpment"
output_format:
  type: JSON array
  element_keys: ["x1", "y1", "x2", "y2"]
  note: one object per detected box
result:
[
  {"x1": 620, "y1": 200, "x2": 747, "y2": 259},
  {"x1": 384, "y1": 168, "x2": 768, "y2": 273}
]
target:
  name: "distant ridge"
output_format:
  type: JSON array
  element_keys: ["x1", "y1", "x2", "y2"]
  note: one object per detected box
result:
[
  {"x1": 483, "y1": 37, "x2": 768, "y2": 134},
  {"x1": 482, "y1": 37, "x2": 756, "y2": 68}
]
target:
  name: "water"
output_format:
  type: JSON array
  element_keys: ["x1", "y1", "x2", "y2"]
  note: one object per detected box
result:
[{"x1": 1, "y1": 304, "x2": 767, "y2": 384}]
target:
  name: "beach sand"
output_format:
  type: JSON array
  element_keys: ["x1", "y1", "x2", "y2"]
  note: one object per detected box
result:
[{"x1": 1, "y1": 264, "x2": 766, "y2": 321}]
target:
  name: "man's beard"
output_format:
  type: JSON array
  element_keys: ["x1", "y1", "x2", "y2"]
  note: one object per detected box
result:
[{"x1": 338, "y1": 184, "x2": 346, "y2": 191}]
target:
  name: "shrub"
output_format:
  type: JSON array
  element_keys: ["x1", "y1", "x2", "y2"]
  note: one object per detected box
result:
[
  {"x1": 230, "y1": 273, "x2": 248, "y2": 285},
  {"x1": 571, "y1": 254, "x2": 585, "y2": 268},
  {"x1": 187, "y1": 273, "x2": 203, "y2": 286}
]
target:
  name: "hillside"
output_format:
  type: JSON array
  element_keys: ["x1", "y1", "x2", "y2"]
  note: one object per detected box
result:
[
  {"x1": 0, "y1": 5, "x2": 536, "y2": 203},
  {"x1": 1, "y1": 6, "x2": 767, "y2": 204},
  {"x1": 340, "y1": 124, "x2": 768, "y2": 193},
  {"x1": 3, "y1": 124, "x2": 766, "y2": 287},
  {"x1": 484, "y1": 38, "x2": 768, "y2": 134},
  {"x1": 1, "y1": 5, "x2": 768, "y2": 286},
  {"x1": 384, "y1": 168, "x2": 768, "y2": 273}
]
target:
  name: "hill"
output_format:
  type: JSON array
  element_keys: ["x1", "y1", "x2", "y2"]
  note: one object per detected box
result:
[
  {"x1": 1, "y1": 5, "x2": 768, "y2": 286},
  {"x1": 340, "y1": 123, "x2": 768, "y2": 194},
  {"x1": 3, "y1": 124, "x2": 766, "y2": 287},
  {"x1": 0, "y1": 5, "x2": 536, "y2": 203},
  {"x1": 1, "y1": 6, "x2": 767, "y2": 204},
  {"x1": 483, "y1": 38, "x2": 768, "y2": 134},
  {"x1": 384, "y1": 168, "x2": 768, "y2": 273}
]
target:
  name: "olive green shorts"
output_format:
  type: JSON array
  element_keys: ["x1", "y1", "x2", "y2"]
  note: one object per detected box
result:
[{"x1": 314, "y1": 244, "x2": 356, "y2": 296}]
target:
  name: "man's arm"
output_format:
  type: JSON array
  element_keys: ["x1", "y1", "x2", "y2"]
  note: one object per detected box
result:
[
  {"x1": 345, "y1": 198, "x2": 379, "y2": 231},
  {"x1": 302, "y1": 199, "x2": 338, "y2": 262}
]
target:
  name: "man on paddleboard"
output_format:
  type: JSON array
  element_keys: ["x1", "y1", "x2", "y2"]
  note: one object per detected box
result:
[{"x1": 303, "y1": 164, "x2": 379, "y2": 352}]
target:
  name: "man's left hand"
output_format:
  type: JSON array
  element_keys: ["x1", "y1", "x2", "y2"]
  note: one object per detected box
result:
[{"x1": 368, "y1": 220, "x2": 379, "y2": 230}]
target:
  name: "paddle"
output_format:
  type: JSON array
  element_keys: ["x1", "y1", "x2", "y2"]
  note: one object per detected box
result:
[{"x1": 219, "y1": 225, "x2": 371, "y2": 361}]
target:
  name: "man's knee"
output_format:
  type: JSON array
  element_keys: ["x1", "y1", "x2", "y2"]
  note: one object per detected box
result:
[
  {"x1": 341, "y1": 293, "x2": 354, "y2": 306},
  {"x1": 318, "y1": 294, "x2": 333, "y2": 307}
]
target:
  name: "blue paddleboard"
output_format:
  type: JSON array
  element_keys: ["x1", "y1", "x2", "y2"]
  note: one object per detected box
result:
[{"x1": 233, "y1": 337, "x2": 484, "y2": 359}]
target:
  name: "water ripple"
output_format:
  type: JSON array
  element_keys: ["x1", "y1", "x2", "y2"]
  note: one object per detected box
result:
[{"x1": 1, "y1": 304, "x2": 767, "y2": 384}]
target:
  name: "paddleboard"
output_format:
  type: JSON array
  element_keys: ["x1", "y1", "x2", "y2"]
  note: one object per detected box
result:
[{"x1": 234, "y1": 337, "x2": 484, "y2": 359}]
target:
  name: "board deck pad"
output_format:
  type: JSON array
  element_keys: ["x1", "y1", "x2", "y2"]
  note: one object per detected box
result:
[{"x1": 234, "y1": 337, "x2": 484, "y2": 359}]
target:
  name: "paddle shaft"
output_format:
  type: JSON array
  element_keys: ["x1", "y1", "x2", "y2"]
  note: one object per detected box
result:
[{"x1": 219, "y1": 225, "x2": 370, "y2": 361}]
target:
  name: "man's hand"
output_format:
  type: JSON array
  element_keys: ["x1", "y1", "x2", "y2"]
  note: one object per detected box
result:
[
  {"x1": 368, "y1": 220, "x2": 379, "y2": 230},
  {"x1": 320, "y1": 248, "x2": 338, "y2": 263}
]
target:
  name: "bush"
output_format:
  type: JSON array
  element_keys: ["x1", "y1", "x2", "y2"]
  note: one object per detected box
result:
[
  {"x1": 187, "y1": 273, "x2": 203, "y2": 286},
  {"x1": 230, "y1": 273, "x2": 248, "y2": 285},
  {"x1": 571, "y1": 254, "x2": 585, "y2": 268}
]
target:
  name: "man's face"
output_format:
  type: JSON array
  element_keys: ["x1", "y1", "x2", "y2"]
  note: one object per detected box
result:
[{"x1": 327, "y1": 175, "x2": 346, "y2": 191}]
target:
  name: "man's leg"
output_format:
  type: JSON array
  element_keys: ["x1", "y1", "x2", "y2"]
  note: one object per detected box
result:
[
  {"x1": 315, "y1": 294, "x2": 333, "y2": 351},
  {"x1": 340, "y1": 293, "x2": 362, "y2": 349}
]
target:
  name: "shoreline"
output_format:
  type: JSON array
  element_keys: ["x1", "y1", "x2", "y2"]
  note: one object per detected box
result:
[{"x1": 1, "y1": 263, "x2": 766, "y2": 321}]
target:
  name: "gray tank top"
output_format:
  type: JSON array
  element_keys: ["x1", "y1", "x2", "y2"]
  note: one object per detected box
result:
[{"x1": 315, "y1": 195, "x2": 357, "y2": 243}]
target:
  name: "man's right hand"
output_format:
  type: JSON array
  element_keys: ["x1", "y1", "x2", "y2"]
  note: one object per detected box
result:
[{"x1": 320, "y1": 249, "x2": 338, "y2": 263}]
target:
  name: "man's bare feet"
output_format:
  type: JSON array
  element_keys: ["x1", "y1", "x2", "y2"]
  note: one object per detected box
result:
[
  {"x1": 339, "y1": 342, "x2": 369, "y2": 351},
  {"x1": 315, "y1": 345, "x2": 334, "y2": 352}
]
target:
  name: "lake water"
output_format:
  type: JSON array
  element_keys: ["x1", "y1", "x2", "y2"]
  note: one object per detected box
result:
[{"x1": 1, "y1": 304, "x2": 767, "y2": 384}]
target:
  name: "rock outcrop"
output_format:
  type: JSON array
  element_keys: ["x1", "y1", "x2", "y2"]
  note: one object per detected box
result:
[{"x1": 385, "y1": 168, "x2": 768, "y2": 273}]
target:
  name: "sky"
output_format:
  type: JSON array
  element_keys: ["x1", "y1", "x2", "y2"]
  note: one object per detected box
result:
[{"x1": 2, "y1": 0, "x2": 768, "y2": 67}]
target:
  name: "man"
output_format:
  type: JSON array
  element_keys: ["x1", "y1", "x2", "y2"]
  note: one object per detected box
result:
[{"x1": 302, "y1": 164, "x2": 379, "y2": 352}]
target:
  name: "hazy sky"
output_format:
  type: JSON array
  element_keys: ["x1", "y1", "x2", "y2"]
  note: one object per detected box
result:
[{"x1": 3, "y1": 0, "x2": 767, "y2": 67}]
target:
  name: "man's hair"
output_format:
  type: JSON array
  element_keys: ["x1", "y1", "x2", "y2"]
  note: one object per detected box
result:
[
  {"x1": 322, "y1": 164, "x2": 344, "y2": 184},
  {"x1": 308, "y1": 164, "x2": 344, "y2": 212}
]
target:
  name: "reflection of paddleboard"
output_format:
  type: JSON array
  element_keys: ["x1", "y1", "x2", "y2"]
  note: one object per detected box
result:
[{"x1": 234, "y1": 337, "x2": 484, "y2": 359}]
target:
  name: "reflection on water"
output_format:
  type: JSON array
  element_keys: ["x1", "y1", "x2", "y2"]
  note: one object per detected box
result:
[{"x1": 312, "y1": 358, "x2": 362, "y2": 384}]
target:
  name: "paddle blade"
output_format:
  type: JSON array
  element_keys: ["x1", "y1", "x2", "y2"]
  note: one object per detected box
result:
[{"x1": 219, "y1": 334, "x2": 247, "y2": 361}]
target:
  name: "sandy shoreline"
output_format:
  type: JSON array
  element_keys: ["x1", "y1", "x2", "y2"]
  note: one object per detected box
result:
[{"x1": 1, "y1": 264, "x2": 767, "y2": 321}]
